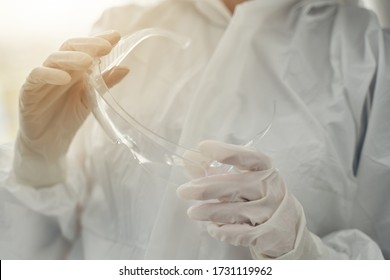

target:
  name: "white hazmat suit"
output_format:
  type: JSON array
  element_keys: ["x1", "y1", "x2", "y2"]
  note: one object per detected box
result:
[{"x1": 0, "y1": 0, "x2": 389, "y2": 259}]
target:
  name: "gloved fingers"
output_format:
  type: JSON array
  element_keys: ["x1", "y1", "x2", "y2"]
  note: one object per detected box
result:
[
  {"x1": 207, "y1": 222, "x2": 259, "y2": 247},
  {"x1": 208, "y1": 222, "x2": 296, "y2": 257},
  {"x1": 187, "y1": 198, "x2": 276, "y2": 225},
  {"x1": 181, "y1": 149, "x2": 210, "y2": 178},
  {"x1": 203, "y1": 200, "x2": 302, "y2": 259},
  {"x1": 94, "y1": 30, "x2": 121, "y2": 46},
  {"x1": 198, "y1": 140, "x2": 272, "y2": 171},
  {"x1": 25, "y1": 66, "x2": 72, "y2": 87},
  {"x1": 43, "y1": 51, "x2": 93, "y2": 71},
  {"x1": 59, "y1": 36, "x2": 114, "y2": 57},
  {"x1": 177, "y1": 168, "x2": 280, "y2": 202},
  {"x1": 102, "y1": 66, "x2": 130, "y2": 88}
]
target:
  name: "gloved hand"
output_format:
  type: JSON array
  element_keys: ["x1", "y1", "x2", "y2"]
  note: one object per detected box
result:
[
  {"x1": 177, "y1": 140, "x2": 330, "y2": 259},
  {"x1": 13, "y1": 30, "x2": 129, "y2": 187}
]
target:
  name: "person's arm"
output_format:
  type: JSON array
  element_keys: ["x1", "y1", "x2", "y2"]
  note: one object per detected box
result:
[
  {"x1": 0, "y1": 30, "x2": 127, "y2": 259},
  {"x1": 0, "y1": 143, "x2": 69, "y2": 259},
  {"x1": 177, "y1": 140, "x2": 385, "y2": 260}
]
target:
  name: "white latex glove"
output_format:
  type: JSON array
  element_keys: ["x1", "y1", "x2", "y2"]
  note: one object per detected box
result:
[
  {"x1": 177, "y1": 140, "x2": 330, "y2": 259},
  {"x1": 13, "y1": 30, "x2": 129, "y2": 187}
]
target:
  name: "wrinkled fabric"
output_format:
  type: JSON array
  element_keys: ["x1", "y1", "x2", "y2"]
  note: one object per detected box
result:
[
  {"x1": 0, "y1": 0, "x2": 388, "y2": 259},
  {"x1": 177, "y1": 140, "x2": 331, "y2": 259}
]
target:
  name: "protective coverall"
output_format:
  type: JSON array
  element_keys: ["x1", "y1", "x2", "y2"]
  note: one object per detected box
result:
[{"x1": 0, "y1": 0, "x2": 389, "y2": 259}]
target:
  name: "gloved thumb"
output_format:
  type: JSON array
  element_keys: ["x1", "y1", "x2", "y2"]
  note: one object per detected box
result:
[
  {"x1": 198, "y1": 140, "x2": 272, "y2": 171},
  {"x1": 102, "y1": 66, "x2": 130, "y2": 88}
]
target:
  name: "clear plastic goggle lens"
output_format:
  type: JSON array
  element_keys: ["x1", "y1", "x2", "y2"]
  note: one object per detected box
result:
[
  {"x1": 86, "y1": 28, "x2": 209, "y2": 185},
  {"x1": 86, "y1": 28, "x2": 274, "y2": 185}
]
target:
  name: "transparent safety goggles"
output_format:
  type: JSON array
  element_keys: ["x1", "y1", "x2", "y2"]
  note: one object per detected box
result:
[{"x1": 86, "y1": 28, "x2": 274, "y2": 185}]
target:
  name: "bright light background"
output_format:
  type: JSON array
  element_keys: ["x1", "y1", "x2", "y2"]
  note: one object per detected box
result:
[
  {"x1": 0, "y1": 0, "x2": 386, "y2": 144},
  {"x1": 0, "y1": 0, "x2": 159, "y2": 143}
]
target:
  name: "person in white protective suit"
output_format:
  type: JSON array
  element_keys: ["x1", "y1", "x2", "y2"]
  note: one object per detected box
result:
[{"x1": 0, "y1": 0, "x2": 389, "y2": 260}]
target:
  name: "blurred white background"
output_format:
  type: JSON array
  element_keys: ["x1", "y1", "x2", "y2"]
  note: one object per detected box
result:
[{"x1": 0, "y1": 0, "x2": 388, "y2": 144}]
